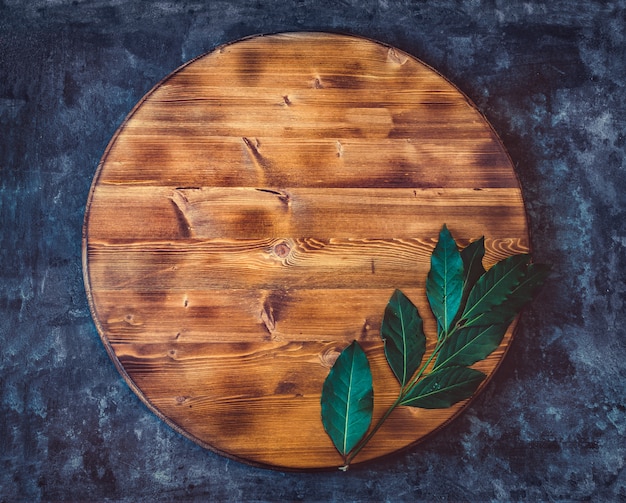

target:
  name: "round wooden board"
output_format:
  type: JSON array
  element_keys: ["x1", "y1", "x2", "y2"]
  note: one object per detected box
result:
[{"x1": 83, "y1": 32, "x2": 529, "y2": 470}]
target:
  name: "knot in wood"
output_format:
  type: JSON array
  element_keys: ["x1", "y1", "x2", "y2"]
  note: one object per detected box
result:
[
  {"x1": 273, "y1": 241, "x2": 291, "y2": 258},
  {"x1": 319, "y1": 346, "x2": 341, "y2": 369}
]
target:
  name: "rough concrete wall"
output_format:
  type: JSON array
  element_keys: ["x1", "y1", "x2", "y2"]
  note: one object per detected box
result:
[{"x1": 1, "y1": 1, "x2": 624, "y2": 501}]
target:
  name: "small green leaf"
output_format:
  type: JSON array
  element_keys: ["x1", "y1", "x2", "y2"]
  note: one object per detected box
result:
[
  {"x1": 434, "y1": 323, "x2": 509, "y2": 370},
  {"x1": 321, "y1": 341, "x2": 373, "y2": 457},
  {"x1": 449, "y1": 237, "x2": 486, "y2": 329},
  {"x1": 400, "y1": 366, "x2": 486, "y2": 409},
  {"x1": 426, "y1": 225, "x2": 464, "y2": 335},
  {"x1": 461, "y1": 254, "x2": 530, "y2": 327},
  {"x1": 381, "y1": 289, "x2": 426, "y2": 387}
]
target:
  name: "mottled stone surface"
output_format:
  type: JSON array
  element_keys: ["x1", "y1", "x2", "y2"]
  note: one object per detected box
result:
[{"x1": 1, "y1": 1, "x2": 624, "y2": 501}]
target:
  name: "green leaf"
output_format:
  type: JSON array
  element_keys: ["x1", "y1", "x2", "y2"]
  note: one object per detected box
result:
[
  {"x1": 434, "y1": 323, "x2": 509, "y2": 370},
  {"x1": 426, "y1": 225, "x2": 464, "y2": 335},
  {"x1": 511, "y1": 262, "x2": 551, "y2": 308},
  {"x1": 461, "y1": 254, "x2": 530, "y2": 327},
  {"x1": 380, "y1": 289, "x2": 426, "y2": 387},
  {"x1": 321, "y1": 341, "x2": 373, "y2": 457},
  {"x1": 460, "y1": 237, "x2": 486, "y2": 300},
  {"x1": 475, "y1": 263, "x2": 551, "y2": 326},
  {"x1": 400, "y1": 366, "x2": 486, "y2": 409},
  {"x1": 450, "y1": 237, "x2": 486, "y2": 329}
]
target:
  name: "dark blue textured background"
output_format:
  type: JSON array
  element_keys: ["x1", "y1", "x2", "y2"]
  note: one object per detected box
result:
[{"x1": 1, "y1": 1, "x2": 625, "y2": 501}]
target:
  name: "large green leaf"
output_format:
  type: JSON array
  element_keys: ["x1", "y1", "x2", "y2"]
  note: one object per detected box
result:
[
  {"x1": 380, "y1": 289, "x2": 426, "y2": 387},
  {"x1": 460, "y1": 254, "x2": 530, "y2": 327},
  {"x1": 400, "y1": 366, "x2": 486, "y2": 409},
  {"x1": 434, "y1": 323, "x2": 509, "y2": 370},
  {"x1": 426, "y1": 225, "x2": 464, "y2": 335},
  {"x1": 321, "y1": 341, "x2": 373, "y2": 457},
  {"x1": 473, "y1": 262, "x2": 552, "y2": 326}
]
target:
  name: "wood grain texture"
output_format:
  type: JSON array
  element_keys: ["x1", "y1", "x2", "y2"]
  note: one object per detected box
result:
[{"x1": 83, "y1": 32, "x2": 529, "y2": 470}]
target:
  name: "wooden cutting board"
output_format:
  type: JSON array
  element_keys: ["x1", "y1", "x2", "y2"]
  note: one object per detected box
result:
[{"x1": 83, "y1": 32, "x2": 529, "y2": 470}]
